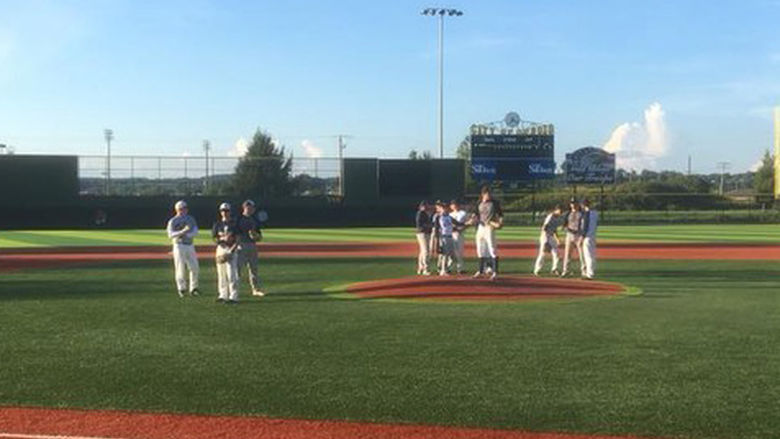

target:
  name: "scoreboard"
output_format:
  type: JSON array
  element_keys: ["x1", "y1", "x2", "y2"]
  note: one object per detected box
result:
[{"x1": 470, "y1": 126, "x2": 555, "y2": 181}]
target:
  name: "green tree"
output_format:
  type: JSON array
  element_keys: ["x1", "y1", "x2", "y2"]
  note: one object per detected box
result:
[
  {"x1": 408, "y1": 150, "x2": 432, "y2": 160},
  {"x1": 753, "y1": 150, "x2": 774, "y2": 195},
  {"x1": 232, "y1": 129, "x2": 295, "y2": 198}
]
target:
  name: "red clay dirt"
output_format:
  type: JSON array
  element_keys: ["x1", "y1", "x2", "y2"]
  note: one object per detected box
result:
[
  {"x1": 1, "y1": 242, "x2": 777, "y2": 273},
  {"x1": 0, "y1": 407, "x2": 655, "y2": 439},
  {"x1": 342, "y1": 275, "x2": 625, "y2": 302}
]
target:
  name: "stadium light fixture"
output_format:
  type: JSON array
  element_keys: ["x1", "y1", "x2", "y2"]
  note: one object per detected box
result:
[{"x1": 420, "y1": 7, "x2": 464, "y2": 159}]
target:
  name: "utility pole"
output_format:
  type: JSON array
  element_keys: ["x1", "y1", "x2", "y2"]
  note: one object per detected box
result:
[
  {"x1": 104, "y1": 129, "x2": 114, "y2": 195},
  {"x1": 421, "y1": 7, "x2": 463, "y2": 159},
  {"x1": 687, "y1": 155, "x2": 691, "y2": 176},
  {"x1": 337, "y1": 135, "x2": 350, "y2": 197},
  {"x1": 203, "y1": 140, "x2": 211, "y2": 192},
  {"x1": 717, "y1": 161, "x2": 730, "y2": 195}
]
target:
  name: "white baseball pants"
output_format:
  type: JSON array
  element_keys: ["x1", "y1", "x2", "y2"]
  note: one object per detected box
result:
[
  {"x1": 533, "y1": 232, "x2": 559, "y2": 275},
  {"x1": 450, "y1": 231, "x2": 465, "y2": 272},
  {"x1": 172, "y1": 243, "x2": 199, "y2": 293},
  {"x1": 475, "y1": 224, "x2": 497, "y2": 258},
  {"x1": 582, "y1": 237, "x2": 597, "y2": 278},
  {"x1": 416, "y1": 232, "x2": 430, "y2": 273},
  {"x1": 216, "y1": 247, "x2": 239, "y2": 301},
  {"x1": 562, "y1": 233, "x2": 583, "y2": 275}
]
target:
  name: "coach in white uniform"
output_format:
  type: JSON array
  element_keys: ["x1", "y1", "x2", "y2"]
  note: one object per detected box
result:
[
  {"x1": 166, "y1": 200, "x2": 200, "y2": 298},
  {"x1": 579, "y1": 199, "x2": 599, "y2": 279}
]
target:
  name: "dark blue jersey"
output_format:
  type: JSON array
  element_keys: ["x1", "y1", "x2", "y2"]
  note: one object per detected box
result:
[{"x1": 415, "y1": 210, "x2": 433, "y2": 234}]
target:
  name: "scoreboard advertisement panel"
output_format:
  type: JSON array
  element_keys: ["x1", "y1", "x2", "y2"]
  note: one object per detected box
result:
[{"x1": 470, "y1": 132, "x2": 555, "y2": 181}]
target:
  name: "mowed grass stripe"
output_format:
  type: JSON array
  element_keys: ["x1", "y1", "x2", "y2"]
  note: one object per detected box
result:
[{"x1": 2, "y1": 224, "x2": 780, "y2": 248}]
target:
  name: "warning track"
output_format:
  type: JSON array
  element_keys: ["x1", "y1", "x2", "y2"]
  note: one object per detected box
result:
[{"x1": 0, "y1": 407, "x2": 659, "y2": 439}]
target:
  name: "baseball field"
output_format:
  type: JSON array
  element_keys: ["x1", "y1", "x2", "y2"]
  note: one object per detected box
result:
[{"x1": 1, "y1": 224, "x2": 778, "y2": 439}]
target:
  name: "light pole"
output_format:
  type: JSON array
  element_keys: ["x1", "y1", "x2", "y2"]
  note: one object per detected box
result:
[
  {"x1": 203, "y1": 139, "x2": 211, "y2": 192},
  {"x1": 421, "y1": 7, "x2": 463, "y2": 159},
  {"x1": 104, "y1": 129, "x2": 114, "y2": 195}
]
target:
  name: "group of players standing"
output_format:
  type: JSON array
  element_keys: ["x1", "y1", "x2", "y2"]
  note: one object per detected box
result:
[
  {"x1": 415, "y1": 186, "x2": 599, "y2": 280},
  {"x1": 165, "y1": 199, "x2": 267, "y2": 304},
  {"x1": 415, "y1": 186, "x2": 504, "y2": 280}
]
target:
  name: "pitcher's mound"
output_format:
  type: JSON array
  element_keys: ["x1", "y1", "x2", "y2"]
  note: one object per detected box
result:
[{"x1": 336, "y1": 275, "x2": 628, "y2": 302}]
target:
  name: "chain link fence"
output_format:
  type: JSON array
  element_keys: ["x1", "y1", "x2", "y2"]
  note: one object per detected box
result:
[{"x1": 78, "y1": 155, "x2": 341, "y2": 196}]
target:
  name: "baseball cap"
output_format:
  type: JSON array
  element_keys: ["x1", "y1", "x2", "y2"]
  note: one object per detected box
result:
[
  {"x1": 174, "y1": 200, "x2": 188, "y2": 210},
  {"x1": 219, "y1": 202, "x2": 231, "y2": 211},
  {"x1": 242, "y1": 199, "x2": 256, "y2": 207}
]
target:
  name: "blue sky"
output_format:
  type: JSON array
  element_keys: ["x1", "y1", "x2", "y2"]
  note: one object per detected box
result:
[{"x1": 0, "y1": 0, "x2": 778, "y2": 172}]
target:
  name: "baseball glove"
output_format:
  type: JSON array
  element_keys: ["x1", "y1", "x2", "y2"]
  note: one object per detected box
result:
[
  {"x1": 249, "y1": 229, "x2": 263, "y2": 242},
  {"x1": 489, "y1": 218, "x2": 504, "y2": 230}
]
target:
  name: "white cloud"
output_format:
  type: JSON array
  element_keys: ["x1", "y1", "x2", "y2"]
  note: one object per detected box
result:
[
  {"x1": 749, "y1": 159, "x2": 764, "y2": 172},
  {"x1": 300, "y1": 139, "x2": 323, "y2": 158},
  {"x1": 603, "y1": 102, "x2": 669, "y2": 171},
  {"x1": 228, "y1": 137, "x2": 249, "y2": 157}
]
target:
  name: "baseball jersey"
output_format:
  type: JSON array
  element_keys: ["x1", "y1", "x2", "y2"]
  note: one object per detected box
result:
[
  {"x1": 415, "y1": 210, "x2": 433, "y2": 234},
  {"x1": 212, "y1": 219, "x2": 239, "y2": 248},
  {"x1": 476, "y1": 199, "x2": 503, "y2": 226},
  {"x1": 580, "y1": 210, "x2": 599, "y2": 238},
  {"x1": 236, "y1": 214, "x2": 262, "y2": 243},
  {"x1": 564, "y1": 210, "x2": 582, "y2": 234},
  {"x1": 438, "y1": 213, "x2": 454, "y2": 236},
  {"x1": 541, "y1": 213, "x2": 560, "y2": 235},
  {"x1": 166, "y1": 214, "x2": 198, "y2": 245},
  {"x1": 450, "y1": 209, "x2": 467, "y2": 233}
]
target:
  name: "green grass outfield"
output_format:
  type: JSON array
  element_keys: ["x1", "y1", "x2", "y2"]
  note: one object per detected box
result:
[
  {"x1": 1, "y1": 258, "x2": 778, "y2": 439},
  {"x1": 1, "y1": 224, "x2": 779, "y2": 248}
]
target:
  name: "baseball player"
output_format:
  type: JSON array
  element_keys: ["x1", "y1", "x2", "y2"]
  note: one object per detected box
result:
[
  {"x1": 468, "y1": 185, "x2": 503, "y2": 280},
  {"x1": 434, "y1": 201, "x2": 456, "y2": 276},
  {"x1": 415, "y1": 201, "x2": 433, "y2": 275},
  {"x1": 165, "y1": 200, "x2": 200, "y2": 298},
  {"x1": 212, "y1": 202, "x2": 240, "y2": 304},
  {"x1": 449, "y1": 199, "x2": 468, "y2": 274},
  {"x1": 236, "y1": 199, "x2": 268, "y2": 297},
  {"x1": 579, "y1": 199, "x2": 599, "y2": 279},
  {"x1": 560, "y1": 198, "x2": 583, "y2": 277},
  {"x1": 533, "y1": 204, "x2": 562, "y2": 276}
]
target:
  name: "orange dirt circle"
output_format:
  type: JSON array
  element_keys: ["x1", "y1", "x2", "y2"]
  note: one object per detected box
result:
[{"x1": 341, "y1": 275, "x2": 627, "y2": 302}]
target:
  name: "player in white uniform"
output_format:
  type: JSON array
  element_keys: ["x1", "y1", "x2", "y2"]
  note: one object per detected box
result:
[
  {"x1": 579, "y1": 199, "x2": 599, "y2": 279},
  {"x1": 468, "y1": 186, "x2": 503, "y2": 280},
  {"x1": 212, "y1": 202, "x2": 240, "y2": 304},
  {"x1": 449, "y1": 199, "x2": 468, "y2": 274},
  {"x1": 166, "y1": 200, "x2": 200, "y2": 298},
  {"x1": 533, "y1": 205, "x2": 562, "y2": 276}
]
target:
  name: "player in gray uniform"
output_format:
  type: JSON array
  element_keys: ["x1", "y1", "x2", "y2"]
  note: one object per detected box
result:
[
  {"x1": 560, "y1": 198, "x2": 583, "y2": 277},
  {"x1": 165, "y1": 200, "x2": 200, "y2": 298},
  {"x1": 235, "y1": 199, "x2": 268, "y2": 297},
  {"x1": 468, "y1": 186, "x2": 503, "y2": 280}
]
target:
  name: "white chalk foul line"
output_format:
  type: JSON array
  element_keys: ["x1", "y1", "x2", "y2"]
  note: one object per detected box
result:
[{"x1": 0, "y1": 433, "x2": 123, "y2": 439}]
